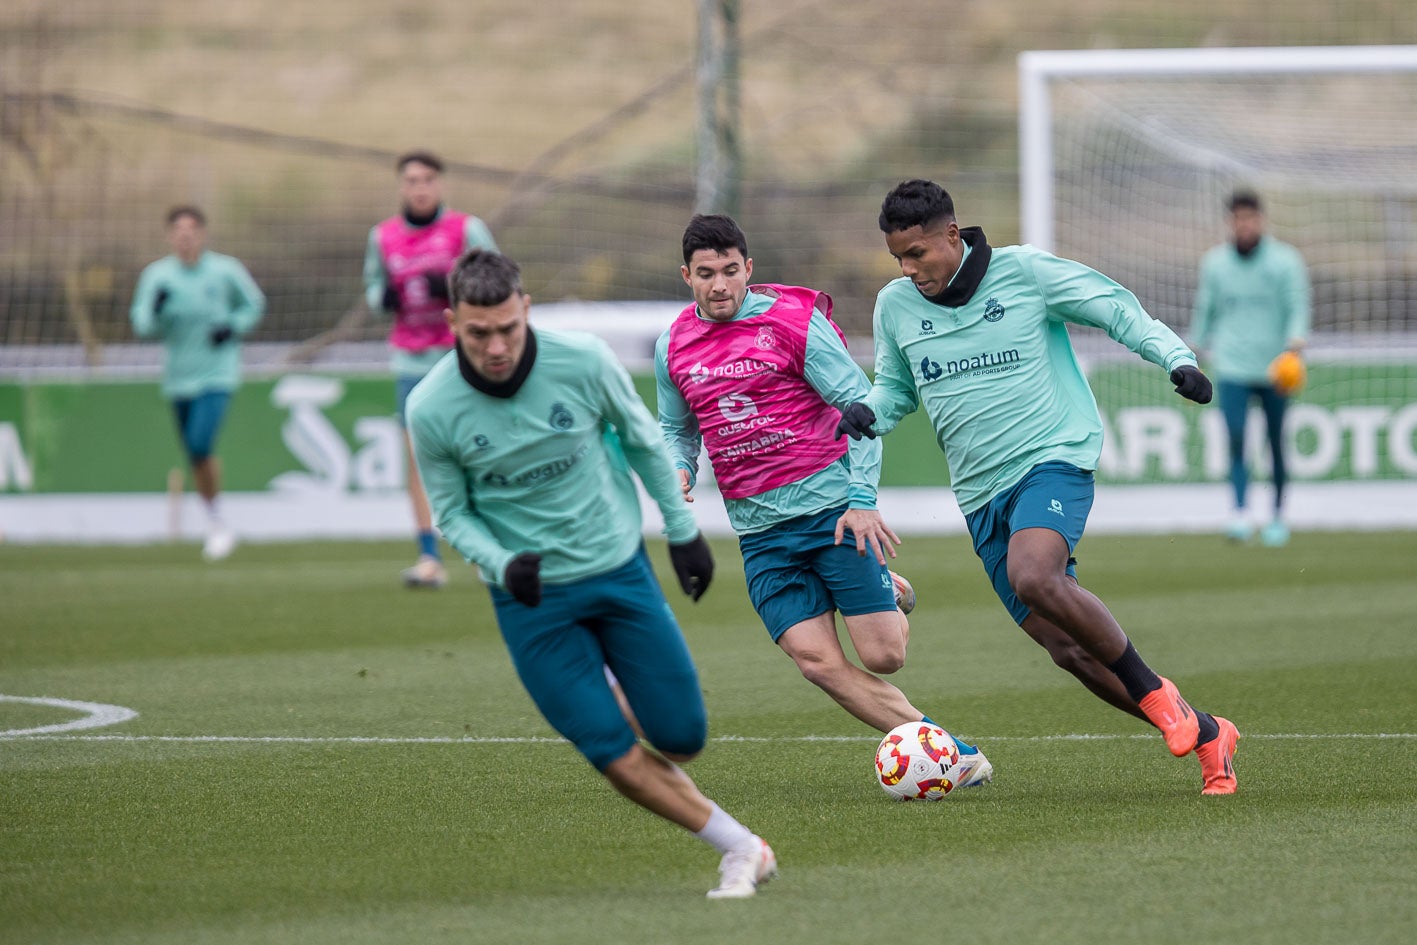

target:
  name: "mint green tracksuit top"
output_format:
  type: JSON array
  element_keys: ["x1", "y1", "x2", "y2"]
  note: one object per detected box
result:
[
  {"x1": 866, "y1": 237, "x2": 1197, "y2": 515},
  {"x1": 1192, "y1": 237, "x2": 1311, "y2": 384},
  {"x1": 129, "y1": 251, "x2": 266, "y2": 400},
  {"x1": 406, "y1": 328, "x2": 699, "y2": 588}
]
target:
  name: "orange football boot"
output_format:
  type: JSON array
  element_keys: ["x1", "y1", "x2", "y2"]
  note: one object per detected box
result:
[
  {"x1": 1138, "y1": 676, "x2": 1200, "y2": 757},
  {"x1": 1197, "y1": 716, "x2": 1240, "y2": 795}
]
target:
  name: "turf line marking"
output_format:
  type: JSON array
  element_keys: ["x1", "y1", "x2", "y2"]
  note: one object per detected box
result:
[
  {"x1": 0, "y1": 695, "x2": 139, "y2": 737},
  {"x1": 3, "y1": 732, "x2": 1413, "y2": 744}
]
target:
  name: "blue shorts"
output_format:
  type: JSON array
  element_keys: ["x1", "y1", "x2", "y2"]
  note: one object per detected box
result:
[
  {"x1": 739, "y1": 504, "x2": 898, "y2": 642},
  {"x1": 964, "y1": 461, "x2": 1094, "y2": 626},
  {"x1": 171, "y1": 390, "x2": 231, "y2": 463},
  {"x1": 488, "y1": 547, "x2": 707, "y2": 771},
  {"x1": 394, "y1": 374, "x2": 425, "y2": 427}
]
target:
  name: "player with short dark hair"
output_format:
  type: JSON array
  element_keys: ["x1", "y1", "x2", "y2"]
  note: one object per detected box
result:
[
  {"x1": 130, "y1": 205, "x2": 265, "y2": 561},
  {"x1": 364, "y1": 149, "x2": 499, "y2": 588},
  {"x1": 407, "y1": 248, "x2": 776, "y2": 899},
  {"x1": 1193, "y1": 189, "x2": 1312, "y2": 547},
  {"x1": 838, "y1": 180, "x2": 1239, "y2": 795},
  {"x1": 657, "y1": 214, "x2": 992, "y2": 788}
]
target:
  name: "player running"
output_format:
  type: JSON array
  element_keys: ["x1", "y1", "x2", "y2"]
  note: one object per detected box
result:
[
  {"x1": 836, "y1": 180, "x2": 1238, "y2": 795},
  {"x1": 407, "y1": 248, "x2": 776, "y2": 899},
  {"x1": 130, "y1": 205, "x2": 265, "y2": 561},
  {"x1": 364, "y1": 150, "x2": 499, "y2": 588},
  {"x1": 656, "y1": 214, "x2": 991, "y2": 788}
]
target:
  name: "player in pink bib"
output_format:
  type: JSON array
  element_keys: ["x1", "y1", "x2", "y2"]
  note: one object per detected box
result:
[
  {"x1": 364, "y1": 150, "x2": 498, "y2": 588},
  {"x1": 656, "y1": 215, "x2": 992, "y2": 786}
]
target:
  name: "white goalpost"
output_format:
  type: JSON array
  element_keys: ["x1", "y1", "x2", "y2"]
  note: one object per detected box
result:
[{"x1": 1016, "y1": 45, "x2": 1417, "y2": 527}]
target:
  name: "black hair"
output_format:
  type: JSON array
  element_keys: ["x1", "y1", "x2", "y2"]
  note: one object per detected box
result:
[
  {"x1": 681, "y1": 213, "x2": 748, "y2": 265},
  {"x1": 448, "y1": 248, "x2": 523, "y2": 307},
  {"x1": 878, "y1": 179, "x2": 955, "y2": 233},
  {"x1": 397, "y1": 150, "x2": 444, "y2": 174},
  {"x1": 166, "y1": 205, "x2": 206, "y2": 227},
  {"x1": 1226, "y1": 189, "x2": 1262, "y2": 213}
]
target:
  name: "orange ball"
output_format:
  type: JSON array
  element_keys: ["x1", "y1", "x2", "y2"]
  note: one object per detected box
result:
[{"x1": 1269, "y1": 350, "x2": 1307, "y2": 395}]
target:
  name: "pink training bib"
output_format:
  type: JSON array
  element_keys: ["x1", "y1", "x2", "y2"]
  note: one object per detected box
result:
[
  {"x1": 666, "y1": 284, "x2": 849, "y2": 499},
  {"x1": 377, "y1": 210, "x2": 468, "y2": 353}
]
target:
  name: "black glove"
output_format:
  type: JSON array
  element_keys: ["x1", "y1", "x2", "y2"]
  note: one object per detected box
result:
[
  {"x1": 1170, "y1": 365, "x2": 1213, "y2": 405},
  {"x1": 424, "y1": 271, "x2": 450, "y2": 301},
  {"x1": 835, "y1": 401, "x2": 878, "y2": 440},
  {"x1": 209, "y1": 325, "x2": 234, "y2": 347},
  {"x1": 668, "y1": 533, "x2": 714, "y2": 602},
  {"x1": 503, "y1": 553, "x2": 543, "y2": 607},
  {"x1": 381, "y1": 284, "x2": 400, "y2": 313},
  {"x1": 154, "y1": 287, "x2": 170, "y2": 315}
]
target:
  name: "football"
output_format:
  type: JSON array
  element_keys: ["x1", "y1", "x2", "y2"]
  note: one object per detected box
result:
[{"x1": 874, "y1": 721, "x2": 965, "y2": 801}]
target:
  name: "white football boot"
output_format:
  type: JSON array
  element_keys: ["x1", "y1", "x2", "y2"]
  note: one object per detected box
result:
[
  {"x1": 706, "y1": 836, "x2": 777, "y2": 899},
  {"x1": 956, "y1": 746, "x2": 994, "y2": 788},
  {"x1": 402, "y1": 555, "x2": 448, "y2": 589},
  {"x1": 202, "y1": 525, "x2": 237, "y2": 562}
]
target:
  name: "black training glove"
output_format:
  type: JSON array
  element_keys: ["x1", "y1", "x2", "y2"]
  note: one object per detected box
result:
[
  {"x1": 424, "y1": 271, "x2": 450, "y2": 301},
  {"x1": 668, "y1": 533, "x2": 714, "y2": 602},
  {"x1": 154, "y1": 288, "x2": 171, "y2": 315},
  {"x1": 209, "y1": 325, "x2": 234, "y2": 347},
  {"x1": 1170, "y1": 365, "x2": 1213, "y2": 405},
  {"x1": 503, "y1": 553, "x2": 543, "y2": 607},
  {"x1": 381, "y1": 284, "x2": 400, "y2": 313},
  {"x1": 835, "y1": 401, "x2": 878, "y2": 440}
]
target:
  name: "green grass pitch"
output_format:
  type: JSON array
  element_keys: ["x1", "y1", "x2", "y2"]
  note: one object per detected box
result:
[{"x1": 3, "y1": 531, "x2": 1415, "y2": 945}]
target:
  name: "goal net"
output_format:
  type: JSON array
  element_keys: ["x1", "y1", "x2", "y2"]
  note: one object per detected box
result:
[{"x1": 1019, "y1": 46, "x2": 1417, "y2": 487}]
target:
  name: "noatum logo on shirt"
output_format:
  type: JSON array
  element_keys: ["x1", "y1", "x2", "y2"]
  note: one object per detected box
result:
[{"x1": 918, "y1": 348, "x2": 1023, "y2": 383}]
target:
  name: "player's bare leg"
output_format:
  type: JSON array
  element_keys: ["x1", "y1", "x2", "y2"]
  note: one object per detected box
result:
[
  {"x1": 1008, "y1": 527, "x2": 1226, "y2": 769},
  {"x1": 1019, "y1": 611, "x2": 1146, "y2": 721},
  {"x1": 603, "y1": 745, "x2": 776, "y2": 897},
  {"x1": 778, "y1": 613, "x2": 922, "y2": 732},
  {"x1": 402, "y1": 431, "x2": 446, "y2": 587},
  {"x1": 192, "y1": 455, "x2": 220, "y2": 505}
]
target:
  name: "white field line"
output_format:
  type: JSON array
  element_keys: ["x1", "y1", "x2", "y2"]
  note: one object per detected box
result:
[
  {"x1": 3, "y1": 732, "x2": 1415, "y2": 744},
  {"x1": 0, "y1": 695, "x2": 139, "y2": 736}
]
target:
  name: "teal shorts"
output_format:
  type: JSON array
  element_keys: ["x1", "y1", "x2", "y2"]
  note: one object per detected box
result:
[
  {"x1": 488, "y1": 547, "x2": 707, "y2": 771},
  {"x1": 171, "y1": 390, "x2": 232, "y2": 462},
  {"x1": 964, "y1": 461, "x2": 1093, "y2": 625},
  {"x1": 739, "y1": 504, "x2": 897, "y2": 642}
]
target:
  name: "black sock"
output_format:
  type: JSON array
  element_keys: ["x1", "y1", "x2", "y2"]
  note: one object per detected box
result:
[
  {"x1": 1106, "y1": 640, "x2": 1163, "y2": 704},
  {"x1": 1194, "y1": 711, "x2": 1220, "y2": 747}
]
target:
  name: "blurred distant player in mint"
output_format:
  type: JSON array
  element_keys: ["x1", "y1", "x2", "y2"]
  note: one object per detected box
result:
[
  {"x1": 407, "y1": 248, "x2": 775, "y2": 899},
  {"x1": 364, "y1": 150, "x2": 498, "y2": 588},
  {"x1": 1192, "y1": 189, "x2": 1311, "y2": 548},
  {"x1": 837, "y1": 180, "x2": 1239, "y2": 795},
  {"x1": 656, "y1": 214, "x2": 992, "y2": 789},
  {"x1": 130, "y1": 205, "x2": 265, "y2": 562}
]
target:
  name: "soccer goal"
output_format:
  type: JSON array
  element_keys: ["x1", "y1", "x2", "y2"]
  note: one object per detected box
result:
[{"x1": 1018, "y1": 46, "x2": 1417, "y2": 491}]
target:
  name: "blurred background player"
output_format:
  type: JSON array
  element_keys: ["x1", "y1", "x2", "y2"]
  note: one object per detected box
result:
[
  {"x1": 656, "y1": 214, "x2": 992, "y2": 787},
  {"x1": 364, "y1": 150, "x2": 499, "y2": 588},
  {"x1": 407, "y1": 248, "x2": 775, "y2": 899},
  {"x1": 1191, "y1": 189, "x2": 1312, "y2": 547},
  {"x1": 129, "y1": 206, "x2": 266, "y2": 561},
  {"x1": 837, "y1": 180, "x2": 1239, "y2": 795}
]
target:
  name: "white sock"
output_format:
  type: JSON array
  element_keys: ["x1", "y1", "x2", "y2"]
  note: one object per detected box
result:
[
  {"x1": 693, "y1": 803, "x2": 755, "y2": 854},
  {"x1": 205, "y1": 499, "x2": 223, "y2": 527}
]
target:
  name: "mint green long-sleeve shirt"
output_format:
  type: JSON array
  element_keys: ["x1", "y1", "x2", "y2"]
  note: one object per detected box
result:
[
  {"x1": 363, "y1": 210, "x2": 498, "y2": 377},
  {"x1": 654, "y1": 290, "x2": 883, "y2": 535},
  {"x1": 407, "y1": 328, "x2": 699, "y2": 588},
  {"x1": 129, "y1": 251, "x2": 266, "y2": 399},
  {"x1": 866, "y1": 243, "x2": 1197, "y2": 514},
  {"x1": 1192, "y1": 237, "x2": 1311, "y2": 384}
]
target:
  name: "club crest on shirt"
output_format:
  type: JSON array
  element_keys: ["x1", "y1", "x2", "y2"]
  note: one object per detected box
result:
[
  {"x1": 549, "y1": 402, "x2": 574, "y2": 430},
  {"x1": 473, "y1": 434, "x2": 492, "y2": 450},
  {"x1": 754, "y1": 325, "x2": 777, "y2": 349},
  {"x1": 983, "y1": 297, "x2": 1006, "y2": 322}
]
